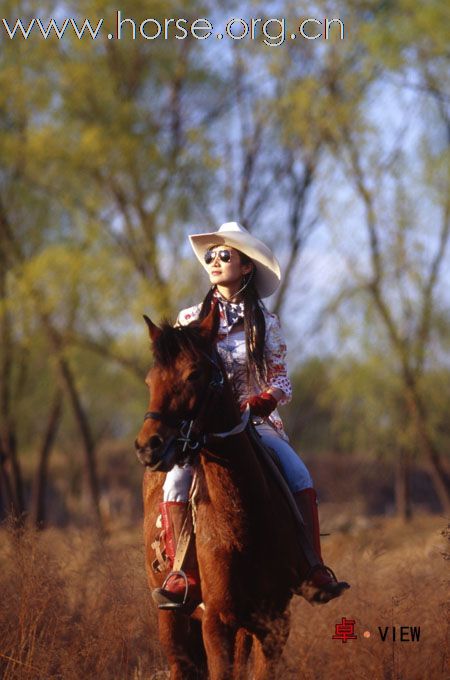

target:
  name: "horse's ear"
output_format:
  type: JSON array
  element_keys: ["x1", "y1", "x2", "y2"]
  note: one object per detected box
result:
[
  {"x1": 199, "y1": 300, "x2": 220, "y2": 343},
  {"x1": 143, "y1": 315, "x2": 161, "y2": 343}
]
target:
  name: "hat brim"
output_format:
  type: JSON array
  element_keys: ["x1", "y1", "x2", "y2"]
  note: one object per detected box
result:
[{"x1": 189, "y1": 229, "x2": 281, "y2": 298}]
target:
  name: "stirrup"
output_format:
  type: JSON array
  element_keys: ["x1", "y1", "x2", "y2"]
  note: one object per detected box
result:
[{"x1": 152, "y1": 570, "x2": 189, "y2": 610}]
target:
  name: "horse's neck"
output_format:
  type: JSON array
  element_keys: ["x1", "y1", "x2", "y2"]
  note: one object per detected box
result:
[
  {"x1": 197, "y1": 374, "x2": 275, "y2": 535},
  {"x1": 195, "y1": 378, "x2": 300, "y2": 583},
  {"x1": 201, "y1": 378, "x2": 241, "y2": 435},
  {"x1": 198, "y1": 431, "x2": 272, "y2": 548}
]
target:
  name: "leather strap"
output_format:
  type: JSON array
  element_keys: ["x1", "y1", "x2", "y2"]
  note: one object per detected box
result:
[
  {"x1": 246, "y1": 424, "x2": 322, "y2": 569},
  {"x1": 151, "y1": 538, "x2": 168, "y2": 573},
  {"x1": 173, "y1": 505, "x2": 194, "y2": 572},
  {"x1": 209, "y1": 404, "x2": 250, "y2": 438}
]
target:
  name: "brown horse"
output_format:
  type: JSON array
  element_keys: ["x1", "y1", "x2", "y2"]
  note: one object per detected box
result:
[{"x1": 135, "y1": 308, "x2": 308, "y2": 680}]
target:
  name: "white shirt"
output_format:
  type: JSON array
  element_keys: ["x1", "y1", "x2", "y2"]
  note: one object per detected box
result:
[{"x1": 176, "y1": 301, "x2": 292, "y2": 440}]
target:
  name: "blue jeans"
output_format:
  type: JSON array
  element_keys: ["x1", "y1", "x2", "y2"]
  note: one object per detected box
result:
[
  {"x1": 163, "y1": 423, "x2": 313, "y2": 501},
  {"x1": 255, "y1": 422, "x2": 313, "y2": 492}
]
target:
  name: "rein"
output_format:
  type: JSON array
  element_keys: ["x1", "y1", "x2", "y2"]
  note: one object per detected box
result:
[{"x1": 142, "y1": 349, "x2": 249, "y2": 468}]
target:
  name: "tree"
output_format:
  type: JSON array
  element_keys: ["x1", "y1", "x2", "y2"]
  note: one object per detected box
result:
[{"x1": 282, "y1": 0, "x2": 450, "y2": 514}]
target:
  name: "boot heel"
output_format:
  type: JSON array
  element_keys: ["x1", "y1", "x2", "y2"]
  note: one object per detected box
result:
[{"x1": 152, "y1": 570, "x2": 189, "y2": 609}]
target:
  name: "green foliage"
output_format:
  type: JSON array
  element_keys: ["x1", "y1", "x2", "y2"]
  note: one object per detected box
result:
[
  {"x1": 284, "y1": 357, "x2": 334, "y2": 453},
  {"x1": 358, "y1": 0, "x2": 450, "y2": 66},
  {"x1": 286, "y1": 353, "x2": 450, "y2": 461},
  {"x1": 323, "y1": 353, "x2": 411, "y2": 457}
]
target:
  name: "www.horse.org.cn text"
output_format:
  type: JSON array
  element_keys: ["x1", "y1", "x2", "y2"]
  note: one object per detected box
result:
[{"x1": 1, "y1": 14, "x2": 345, "y2": 46}]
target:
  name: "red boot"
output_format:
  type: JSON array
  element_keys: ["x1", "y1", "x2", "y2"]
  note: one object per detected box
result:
[
  {"x1": 152, "y1": 501, "x2": 202, "y2": 610},
  {"x1": 293, "y1": 488, "x2": 350, "y2": 604}
]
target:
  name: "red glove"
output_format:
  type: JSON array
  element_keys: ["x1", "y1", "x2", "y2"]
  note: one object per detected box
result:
[{"x1": 241, "y1": 392, "x2": 277, "y2": 418}]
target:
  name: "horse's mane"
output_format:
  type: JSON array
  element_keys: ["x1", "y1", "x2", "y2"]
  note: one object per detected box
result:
[{"x1": 152, "y1": 321, "x2": 211, "y2": 367}]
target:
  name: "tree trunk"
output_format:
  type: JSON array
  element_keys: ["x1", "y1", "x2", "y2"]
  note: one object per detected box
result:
[
  {"x1": 30, "y1": 389, "x2": 63, "y2": 528},
  {"x1": 0, "y1": 267, "x2": 25, "y2": 521},
  {"x1": 56, "y1": 354, "x2": 103, "y2": 531},
  {"x1": 0, "y1": 452, "x2": 16, "y2": 519},
  {"x1": 404, "y1": 378, "x2": 450, "y2": 514},
  {"x1": 40, "y1": 317, "x2": 103, "y2": 531},
  {"x1": 419, "y1": 432, "x2": 450, "y2": 515},
  {"x1": 272, "y1": 240, "x2": 300, "y2": 317},
  {"x1": 395, "y1": 449, "x2": 412, "y2": 522}
]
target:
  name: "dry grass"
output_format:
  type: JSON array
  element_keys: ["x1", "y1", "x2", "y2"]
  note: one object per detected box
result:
[
  {"x1": 0, "y1": 522, "x2": 164, "y2": 679},
  {"x1": 0, "y1": 512, "x2": 448, "y2": 679},
  {"x1": 285, "y1": 513, "x2": 449, "y2": 680}
]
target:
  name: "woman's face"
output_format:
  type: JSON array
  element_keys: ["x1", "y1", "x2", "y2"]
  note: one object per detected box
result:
[{"x1": 204, "y1": 245, "x2": 253, "y2": 288}]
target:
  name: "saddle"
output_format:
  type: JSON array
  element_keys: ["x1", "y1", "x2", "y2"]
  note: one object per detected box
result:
[{"x1": 152, "y1": 421, "x2": 319, "y2": 575}]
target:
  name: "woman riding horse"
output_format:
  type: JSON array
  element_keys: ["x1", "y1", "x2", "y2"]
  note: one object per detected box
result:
[{"x1": 151, "y1": 222, "x2": 349, "y2": 610}]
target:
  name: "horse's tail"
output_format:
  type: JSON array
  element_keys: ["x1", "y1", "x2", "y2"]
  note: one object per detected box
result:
[{"x1": 233, "y1": 628, "x2": 253, "y2": 679}]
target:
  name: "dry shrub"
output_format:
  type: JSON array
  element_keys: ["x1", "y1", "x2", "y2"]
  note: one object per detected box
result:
[
  {"x1": 0, "y1": 514, "x2": 448, "y2": 679},
  {"x1": 283, "y1": 514, "x2": 449, "y2": 679},
  {"x1": 0, "y1": 521, "x2": 165, "y2": 679}
]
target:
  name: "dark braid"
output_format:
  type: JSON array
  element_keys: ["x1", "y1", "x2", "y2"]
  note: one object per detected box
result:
[
  {"x1": 242, "y1": 276, "x2": 267, "y2": 382},
  {"x1": 198, "y1": 287, "x2": 215, "y2": 321},
  {"x1": 198, "y1": 253, "x2": 267, "y2": 382}
]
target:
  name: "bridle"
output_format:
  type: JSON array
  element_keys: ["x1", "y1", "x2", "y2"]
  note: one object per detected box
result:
[{"x1": 141, "y1": 349, "x2": 249, "y2": 470}]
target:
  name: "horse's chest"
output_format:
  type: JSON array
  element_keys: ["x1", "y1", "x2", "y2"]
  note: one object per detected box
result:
[{"x1": 196, "y1": 501, "x2": 248, "y2": 550}]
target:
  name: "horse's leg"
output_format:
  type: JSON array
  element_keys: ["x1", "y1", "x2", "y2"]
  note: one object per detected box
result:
[
  {"x1": 233, "y1": 629, "x2": 253, "y2": 680},
  {"x1": 252, "y1": 611, "x2": 290, "y2": 680},
  {"x1": 187, "y1": 618, "x2": 208, "y2": 680},
  {"x1": 158, "y1": 610, "x2": 203, "y2": 680},
  {"x1": 202, "y1": 608, "x2": 236, "y2": 680}
]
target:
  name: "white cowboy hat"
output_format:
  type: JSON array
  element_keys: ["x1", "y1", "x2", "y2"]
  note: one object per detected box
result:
[{"x1": 189, "y1": 222, "x2": 281, "y2": 298}]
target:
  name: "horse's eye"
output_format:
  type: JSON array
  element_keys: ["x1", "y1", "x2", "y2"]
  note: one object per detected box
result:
[{"x1": 187, "y1": 369, "x2": 202, "y2": 382}]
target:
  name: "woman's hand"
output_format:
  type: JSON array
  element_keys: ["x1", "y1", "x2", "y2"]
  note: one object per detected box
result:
[{"x1": 241, "y1": 391, "x2": 278, "y2": 418}]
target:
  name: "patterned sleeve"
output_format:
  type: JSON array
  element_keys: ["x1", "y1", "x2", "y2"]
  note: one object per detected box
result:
[
  {"x1": 264, "y1": 314, "x2": 292, "y2": 405},
  {"x1": 175, "y1": 304, "x2": 202, "y2": 327}
]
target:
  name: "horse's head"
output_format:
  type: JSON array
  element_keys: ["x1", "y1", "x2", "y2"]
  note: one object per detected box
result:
[{"x1": 134, "y1": 307, "x2": 223, "y2": 470}]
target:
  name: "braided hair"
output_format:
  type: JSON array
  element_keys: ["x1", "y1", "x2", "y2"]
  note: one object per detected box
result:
[{"x1": 198, "y1": 251, "x2": 267, "y2": 382}]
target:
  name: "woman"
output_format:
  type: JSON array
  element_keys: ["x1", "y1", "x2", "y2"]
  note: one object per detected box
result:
[{"x1": 153, "y1": 222, "x2": 349, "y2": 609}]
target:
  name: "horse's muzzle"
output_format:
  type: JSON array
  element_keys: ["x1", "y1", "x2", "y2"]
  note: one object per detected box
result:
[{"x1": 134, "y1": 434, "x2": 178, "y2": 471}]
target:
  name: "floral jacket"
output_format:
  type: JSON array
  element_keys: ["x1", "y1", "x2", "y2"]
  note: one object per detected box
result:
[{"x1": 176, "y1": 300, "x2": 292, "y2": 440}]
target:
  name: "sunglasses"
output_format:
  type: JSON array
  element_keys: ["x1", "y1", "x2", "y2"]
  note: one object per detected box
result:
[{"x1": 204, "y1": 248, "x2": 232, "y2": 265}]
